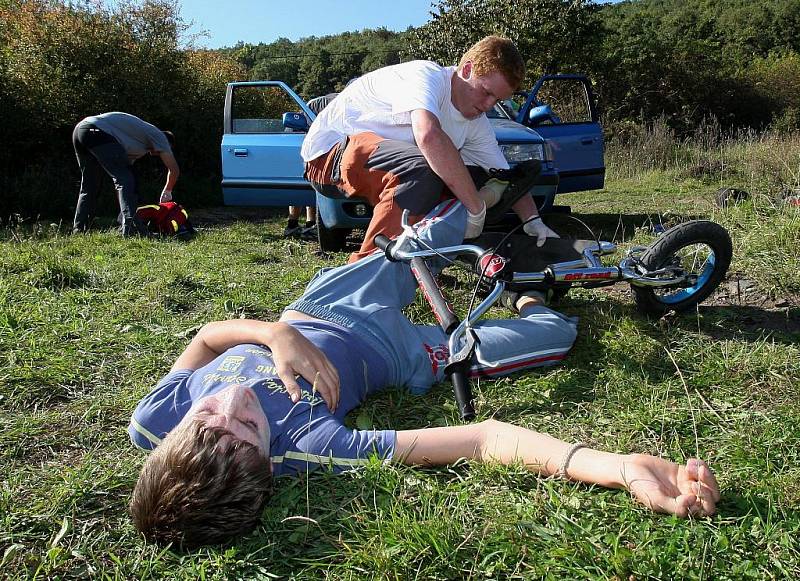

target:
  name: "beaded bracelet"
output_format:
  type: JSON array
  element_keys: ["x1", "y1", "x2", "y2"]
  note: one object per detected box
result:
[{"x1": 556, "y1": 442, "x2": 586, "y2": 479}]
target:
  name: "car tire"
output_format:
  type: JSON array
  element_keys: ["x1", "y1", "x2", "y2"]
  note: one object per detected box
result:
[
  {"x1": 715, "y1": 187, "x2": 749, "y2": 208},
  {"x1": 317, "y1": 220, "x2": 349, "y2": 251}
]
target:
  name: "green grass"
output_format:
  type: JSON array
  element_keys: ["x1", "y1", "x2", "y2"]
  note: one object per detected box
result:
[{"x1": 1, "y1": 166, "x2": 799, "y2": 578}]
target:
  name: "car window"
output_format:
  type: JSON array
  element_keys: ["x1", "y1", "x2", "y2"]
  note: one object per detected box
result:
[
  {"x1": 231, "y1": 85, "x2": 301, "y2": 133},
  {"x1": 488, "y1": 102, "x2": 512, "y2": 119},
  {"x1": 534, "y1": 79, "x2": 592, "y2": 124}
]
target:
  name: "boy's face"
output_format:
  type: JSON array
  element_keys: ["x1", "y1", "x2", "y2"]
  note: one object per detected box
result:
[
  {"x1": 184, "y1": 384, "x2": 271, "y2": 457},
  {"x1": 452, "y1": 61, "x2": 514, "y2": 120}
]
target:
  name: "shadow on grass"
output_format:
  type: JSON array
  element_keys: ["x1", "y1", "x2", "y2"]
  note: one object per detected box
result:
[
  {"x1": 189, "y1": 206, "x2": 283, "y2": 228},
  {"x1": 544, "y1": 211, "x2": 714, "y2": 243},
  {"x1": 248, "y1": 209, "x2": 717, "y2": 251},
  {"x1": 259, "y1": 231, "x2": 365, "y2": 255},
  {"x1": 700, "y1": 305, "x2": 800, "y2": 344},
  {"x1": 486, "y1": 292, "x2": 798, "y2": 418},
  {"x1": 716, "y1": 489, "x2": 800, "y2": 520}
]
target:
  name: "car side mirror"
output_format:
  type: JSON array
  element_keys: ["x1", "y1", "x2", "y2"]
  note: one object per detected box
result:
[
  {"x1": 528, "y1": 104, "x2": 554, "y2": 125},
  {"x1": 282, "y1": 112, "x2": 309, "y2": 132}
]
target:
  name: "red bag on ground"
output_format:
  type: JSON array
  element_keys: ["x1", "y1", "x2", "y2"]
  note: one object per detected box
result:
[{"x1": 136, "y1": 202, "x2": 195, "y2": 238}]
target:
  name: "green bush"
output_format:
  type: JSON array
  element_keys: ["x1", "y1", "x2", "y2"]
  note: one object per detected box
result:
[
  {"x1": 595, "y1": 0, "x2": 800, "y2": 132},
  {"x1": 747, "y1": 52, "x2": 800, "y2": 133},
  {"x1": 229, "y1": 28, "x2": 407, "y2": 99},
  {"x1": 0, "y1": 0, "x2": 243, "y2": 220},
  {"x1": 409, "y1": 0, "x2": 600, "y2": 84}
]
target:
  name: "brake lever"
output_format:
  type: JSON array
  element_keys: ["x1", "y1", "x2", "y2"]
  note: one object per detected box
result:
[{"x1": 445, "y1": 327, "x2": 480, "y2": 371}]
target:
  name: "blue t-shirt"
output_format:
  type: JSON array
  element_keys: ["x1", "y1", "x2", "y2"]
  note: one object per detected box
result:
[{"x1": 129, "y1": 321, "x2": 396, "y2": 476}]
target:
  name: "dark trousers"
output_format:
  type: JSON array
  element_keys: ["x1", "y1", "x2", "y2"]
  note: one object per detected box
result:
[{"x1": 72, "y1": 122, "x2": 143, "y2": 235}]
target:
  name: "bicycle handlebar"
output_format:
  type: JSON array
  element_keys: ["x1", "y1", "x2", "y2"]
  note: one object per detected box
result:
[
  {"x1": 373, "y1": 234, "x2": 393, "y2": 254},
  {"x1": 451, "y1": 367, "x2": 476, "y2": 421},
  {"x1": 410, "y1": 257, "x2": 459, "y2": 334},
  {"x1": 410, "y1": 254, "x2": 473, "y2": 420},
  {"x1": 375, "y1": 223, "x2": 477, "y2": 421}
]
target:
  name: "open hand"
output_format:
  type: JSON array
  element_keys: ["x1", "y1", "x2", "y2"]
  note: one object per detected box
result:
[
  {"x1": 622, "y1": 455, "x2": 720, "y2": 517},
  {"x1": 269, "y1": 324, "x2": 340, "y2": 411}
]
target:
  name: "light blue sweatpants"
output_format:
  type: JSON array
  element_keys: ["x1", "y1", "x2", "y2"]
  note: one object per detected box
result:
[{"x1": 286, "y1": 199, "x2": 577, "y2": 394}]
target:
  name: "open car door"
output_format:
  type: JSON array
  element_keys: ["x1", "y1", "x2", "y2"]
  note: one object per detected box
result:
[
  {"x1": 222, "y1": 81, "x2": 315, "y2": 206},
  {"x1": 517, "y1": 74, "x2": 605, "y2": 193}
]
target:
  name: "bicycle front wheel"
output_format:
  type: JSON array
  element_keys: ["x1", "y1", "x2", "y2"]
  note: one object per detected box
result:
[{"x1": 632, "y1": 220, "x2": 732, "y2": 316}]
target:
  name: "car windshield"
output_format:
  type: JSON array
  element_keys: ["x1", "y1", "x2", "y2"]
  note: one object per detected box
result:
[
  {"x1": 487, "y1": 102, "x2": 512, "y2": 119},
  {"x1": 490, "y1": 93, "x2": 531, "y2": 120}
]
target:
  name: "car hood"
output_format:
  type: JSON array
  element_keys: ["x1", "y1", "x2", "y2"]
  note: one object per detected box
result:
[{"x1": 489, "y1": 118, "x2": 544, "y2": 143}]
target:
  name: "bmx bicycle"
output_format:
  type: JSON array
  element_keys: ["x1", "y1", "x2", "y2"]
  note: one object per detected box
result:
[{"x1": 375, "y1": 211, "x2": 733, "y2": 421}]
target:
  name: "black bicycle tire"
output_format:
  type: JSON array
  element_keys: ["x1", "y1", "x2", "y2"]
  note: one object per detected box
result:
[{"x1": 632, "y1": 220, "x2": 732, "y2": 316}]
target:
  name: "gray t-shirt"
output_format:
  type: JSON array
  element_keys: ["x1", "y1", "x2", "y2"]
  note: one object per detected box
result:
[
  {"x1": 307, "y1": 93, "x2": 339, "y2": 116},
  {"x1": 83, "y1": 112, "x2": 172, "y2": 163}
]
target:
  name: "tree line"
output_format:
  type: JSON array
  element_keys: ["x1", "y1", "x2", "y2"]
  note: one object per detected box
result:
[
  {"x1": 2, "y1": 0, "x2": 798, "y2": 219},
  {"x1": 220, "y1": 28, "x2": 408, "y2": 98},
  {"x1": 232, "y1": 0, "x2": 799, "y2": 134}
]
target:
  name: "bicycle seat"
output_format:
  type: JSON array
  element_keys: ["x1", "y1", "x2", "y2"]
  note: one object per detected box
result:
[{"x1": 469, "y1": 233, "x2": 602, "y2": 272}]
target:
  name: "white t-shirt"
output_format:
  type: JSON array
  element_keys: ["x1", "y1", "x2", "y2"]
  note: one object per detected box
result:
[{"x1": 301, "y1": 61, "x2": 508, "y2": 171}]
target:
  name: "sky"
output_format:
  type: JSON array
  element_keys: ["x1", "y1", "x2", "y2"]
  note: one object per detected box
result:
[{"x1": 179, "y1": 0, "x2": 437, "y2": 49}]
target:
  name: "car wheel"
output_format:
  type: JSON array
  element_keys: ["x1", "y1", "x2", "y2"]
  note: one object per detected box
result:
[{"x1": 317, "y1": 220, "x2": 349, "y2": 251}]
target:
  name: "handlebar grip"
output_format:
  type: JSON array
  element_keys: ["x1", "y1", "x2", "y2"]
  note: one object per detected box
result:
[
  {"x1": 374, "y1": 234, "x2": 392, "y2": 252},
  {"x1": 451, "y1": 369, "x2": 475, "y2": 421},
  {"x1": 373, "y1": 234, "x2": 400, "y2": 262}
]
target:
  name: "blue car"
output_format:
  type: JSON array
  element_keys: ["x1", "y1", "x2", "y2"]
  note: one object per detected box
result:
[{"x1": 222, "y1": 76, "x2": 604, "y2": 250}]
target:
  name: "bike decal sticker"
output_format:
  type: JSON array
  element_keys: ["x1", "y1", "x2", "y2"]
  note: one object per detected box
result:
[
  {"x1": 424, "y1": 342, "x2": 450, "y2": 375},
  {"x1": 478, "y1": 253, "x2": 507, "y2": 278},
  {"x1": 563, "y1": 271, "x2": 614, "y2": 281}
]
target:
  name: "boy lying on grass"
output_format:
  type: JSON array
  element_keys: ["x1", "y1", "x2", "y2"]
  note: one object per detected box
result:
[{"x1": 129, "y1": 200, "x2": 719, "y2": 547}]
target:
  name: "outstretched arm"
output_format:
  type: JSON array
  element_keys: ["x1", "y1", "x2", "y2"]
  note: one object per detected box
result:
[
  {"x1": 158, "y1": 151, "x2": 180, "y2": 201},
  {"x1": 394, "y1": 419, "x2": 719, "y2": 517},
  {"x1": 171, "y1": 319, "x2": 340, "y2": 410}
]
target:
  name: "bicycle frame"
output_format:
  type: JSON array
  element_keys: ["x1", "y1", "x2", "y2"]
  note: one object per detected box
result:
[
  {"x1": 376, "y1": 211, "x2": 700, "y2": 420},
  {"x1": 513, "y1": 245, "x2": 698, "y2": 289}
]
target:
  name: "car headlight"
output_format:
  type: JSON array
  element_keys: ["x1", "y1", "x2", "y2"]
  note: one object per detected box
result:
[{"x1": 500, "y1": 143, "x2": 545, "y2": 163}]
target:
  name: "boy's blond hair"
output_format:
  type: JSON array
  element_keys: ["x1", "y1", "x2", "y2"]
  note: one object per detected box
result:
[
  {"x1": 459, "y1": 35, "x2": 525, "y2": 90},
  {"x1": 130, "y1": 418, "x2": 272, "y2": 547}
]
